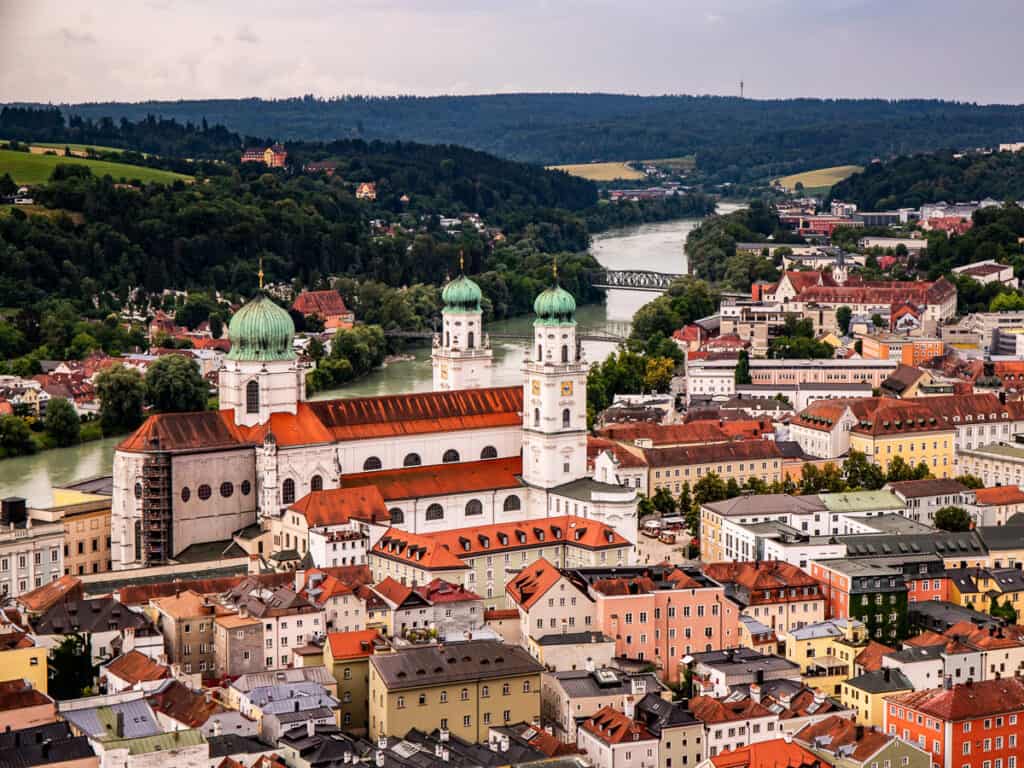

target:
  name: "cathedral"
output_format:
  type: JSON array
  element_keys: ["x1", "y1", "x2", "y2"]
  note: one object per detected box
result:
[{"x1": 110, "y1": 271, "x2": 638, "y2": 571}]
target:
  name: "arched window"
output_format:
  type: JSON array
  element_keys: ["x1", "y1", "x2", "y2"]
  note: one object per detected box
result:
[
  {"x1": 503, "y1": 495, "x2": 521, "y2": 512},
  {"x1": 467, "y1": 331, "x2": 475, "y2": 350},
  {"x1": 425, "y1": 504, "x2": 444, "y2": 521},
  {"x1": 220, "y1": 482, "x2": 234, "y2": 498},
  {"x1": 198, "y1": 484, "x2": 212, "y2": 501},
  {"x1": 134, "y1": 521, "x2": 142, "y2": 562},
  {"x1": 363, "y1": 456, "x2": 382, "y2": 471},
  {"x1": 534, "y1": 408, "x2": 540, "y2": 427},
  {"x1": 403, "y1": 453, "x2": 422, "y2": 467},
  {"x1": 311, "y1": 475, "x2": 323, "y2": 492},
  {"x1": 562, "y1": 408, "x2": 571, "y2": 428},
  {"x1": 282, "y1": 478, "x2": 296, "y2": 505},
  {"x1": 480, "y1": 446, "x2": 498, "y2": 460},
  {"x1": 561, "y1": 345, "x2": 569, "y2": 363},
  {"x1": 537, "y1": 344, "x2": 542, "y2": 361},
  {"x1": 390, "y1": 508, "x2": 405, "y2": 525},
  {"x1": 442, "y1": 449, "x2": 460, "y2": 463},
  {"x1": 465, "y1": 499, "x2": 483, "y2": 516},
  {"x1": 246, "y1": 380, "x2": 259, "y2": 414},
  {"x1": 445, "y1": 331, "x2": 450, "y2": 347},
  {"x1": 134, "y1": 482, "x2": 143, "y2": 500}
]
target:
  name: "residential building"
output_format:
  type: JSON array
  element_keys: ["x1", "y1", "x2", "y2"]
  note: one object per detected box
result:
[
  {"x1": 973, "y1": 486, "x2": 1024, "y2": 527},
  {"x1": 794, "y1": 714, "x2": 930, "y2": 768},
  {"x1": 100, "y1": 650, "x2": 170, "y2": 694},
  {"x1": 33, "y1": 597, "x2": 161, "y2": 665},
  {"x1": 0, "y1": 679, "x2": 57, "y2": 732},
  {"x1": 148, "y1": 590, "x2": 223, "y2": 677},
  {"x1": 275, "y1": 725, "x2": 356, "y2": 768},
  {"x1": 687, "y1": 696, "x2": 779, "y2": 759},
  {"x1": 702, "y1": 738, "x2": 821, "y2": 768},
  {"x1": 296, "y1": 568, "x2": 368, "y2": 633},
  {"x1": 221, "y1": 579, "x2": 327, "y2": 670},
  {"x1": 952, "y1": 260, "x2": 1019, "y2": 289},
  {"x1": 885, "y1": 677, "x2": 1024, "y2": 768},
  {"x1": 276, "y1": 486, "x2": 388, "y2": 567},
  {"x1": 576, "y1": 706, "x2": 658, "y2": 768},
  {"x1": 573, "y1": 565, "x2": 739, "y2": 683},
  {"x1": 908, "y1": 600, "x2": 1001, "y2": 635},
  {"x1": 0, "y1": 629, "x2": 47, "y2": 693},
  {"x1": 840, "y1": 668, "x2": 914, "y2": 727},
  {"x1": 0, "y1": 498, "x2": 64, "y2": 597},
  {"x1": 634, "y1": 694, "x2": 703, "y2": 768},
  {"x1": 643, "y1": 442, "x2": 784, "y2": 497},
  {"x1": 367, "y1": 640, "x2": 543, "y2": 742},
  {"x1": 702, "y1": 562, "x2": 825, "y2": 634},
  {"x1": 16, "y1": 575, "x2": 83, "y2": 619},
  {"x1": 699, "y1": 494, "x2": 829, "y2": 564},
  {"x1": 883, "y1": 479, "x2": 974, "y2": 526},
  {"x1": 685, "y1": 359, "x2": 897, "y2": 403},
  {"x1": 541, "y1": 666, "x2": 665, "y2": 743},
  {"x1": 506, "y1": 558, "x2": 595, "y2": 643},
  {"x1": 241, "y1": 144, "x2": 287, "y2": 167},
  {"x1": 213, "y1": 612, "x2": 263, "y2": 678},
  {"x1": 369, "y1": 517, "x2": 633, "y2": 607},
  {"x1": 0, "y1": 722, "x2": 97, "y2": 768},
  {"x1": 529, "y1": 631, "x2": 616, "y2": 672},
  {"x1": 53, "y1": 498, "x2": 111, "y2": 577},
  {"x1": 959, "y1": 442, "x2": 1024, "y2": 488},
  {"x1": 737, "y1": 616, "x2": 778, "y2": 655},
  {"x1": 323, "y1": 629, "x2": 380, "y2": 735},
  {"x1": 224, "y1": 666, "x2": 337, "y2": 711},
  {"x1": 291, "y1": 291, "x2": 355, "y2": 331},
  {"x1": 689, "y1": 649, "x2": 801, "y2": 699},
  {"x1": 783, "y1": 619, "x2": 868, "y2": 696},
  {"x1": 807, "y1": 560, "x2": 909, "y2": 642}
]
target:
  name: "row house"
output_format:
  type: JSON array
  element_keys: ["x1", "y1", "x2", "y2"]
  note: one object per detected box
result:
[
  {"x1": 702, "y1": 561, "x2": 826, "y2": 634},
  {"x1": 643, "y1": 442, "x2": 784, "y2": 497}
]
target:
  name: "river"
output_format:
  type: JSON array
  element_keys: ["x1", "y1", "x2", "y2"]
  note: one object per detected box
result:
[{"x1": 0, "y1": 209, "x2": 736, "y2": 505}]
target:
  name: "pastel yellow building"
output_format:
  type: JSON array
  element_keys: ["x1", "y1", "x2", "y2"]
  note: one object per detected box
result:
[
  {"x1": 840, "y1": 668, "x2": 913, "y2": 727},
  {"x1": 324, "y1": 630, "x2": 381, "y2": 736},
  {"x1": 950, "y1": 566, "x2": 1024, "y2": 616},
  {"x1": 368, "y1": 640, "x2": 541, "y2": 742},
  {"x1": 0, "y1": 631, "x2": 47, "y2": 693},
  {"x1": 847, "y1": 400, "x2": 955, "y2": 478},
  {"x1": 785, "y1": 618, "x2": 868, "y2": 696}
]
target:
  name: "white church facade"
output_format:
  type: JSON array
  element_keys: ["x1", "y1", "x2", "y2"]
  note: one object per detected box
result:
[{"x1": 110, "y1": 270, "x2": 638, "y2": 571}]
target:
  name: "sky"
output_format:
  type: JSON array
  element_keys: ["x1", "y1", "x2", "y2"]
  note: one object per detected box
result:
[{"x1": 2, "y1": 0, "x2": 1023, "y2": 104}]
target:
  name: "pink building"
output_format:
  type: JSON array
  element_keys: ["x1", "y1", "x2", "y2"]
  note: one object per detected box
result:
[{"x1": 575, "y1": 566, "x2": 739, "y2": 684}]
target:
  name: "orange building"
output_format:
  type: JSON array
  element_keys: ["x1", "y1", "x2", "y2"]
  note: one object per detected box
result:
[
  {"x1": 241, "y1": 144, "x2": 287, "y2": 167},
  {"x1": 885, "y1": 677, "x2": 1024, "y2": 768},
  {"x1": 291, "y1": 290, "x2": 355, "y2": 330}
]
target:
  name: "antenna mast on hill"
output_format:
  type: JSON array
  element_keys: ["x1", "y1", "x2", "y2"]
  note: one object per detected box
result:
[{"x1": 740, "y1": 79, "x2": 745, "y2": 99}]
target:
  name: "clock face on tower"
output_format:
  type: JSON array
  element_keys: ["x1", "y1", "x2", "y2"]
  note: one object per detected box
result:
[
  {"x1": 561, "y1": 381, "x2": 573, "y2": 397},
  {"x1": 440, "y1": 363, "x2": 448, "y2": 379},
  {"x1": 531, "y1": 380, "x2": 541, "y2": 396}
]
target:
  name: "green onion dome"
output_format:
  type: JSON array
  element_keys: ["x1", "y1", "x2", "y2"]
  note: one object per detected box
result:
[
  {"x1": 226, "y1": 294, "x2": 296, "y2": 362},
  {"x1": 441, "y1": 273, "x2": 483, "y2": 312},
  {"x1": 533, "y1": 285, "x2": 577, "y2": 325}
]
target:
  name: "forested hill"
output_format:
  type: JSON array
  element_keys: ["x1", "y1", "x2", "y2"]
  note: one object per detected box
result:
[
  {"x1": 46, "y1": 94, "x2": 1024, "y2": 181},
  {"x1": 829, "y1": 150, "x2": 1024, "y2": 210}
]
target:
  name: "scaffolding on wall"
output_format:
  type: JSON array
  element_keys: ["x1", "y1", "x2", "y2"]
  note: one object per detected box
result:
[{"x1": 142, "y1": 451, "x2": 173, "y2": 565}]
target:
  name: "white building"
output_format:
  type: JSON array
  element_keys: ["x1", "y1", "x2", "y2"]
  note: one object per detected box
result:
[
  {"x1": 577, "y1": 705, "x2": 659, "y2": 768},
  {"x1": 0, "y1": 499, "x2": 63, "y2": 598}
]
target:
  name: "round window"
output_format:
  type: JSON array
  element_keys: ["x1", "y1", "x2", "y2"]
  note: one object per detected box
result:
[
  {"x1": 241, "y1": 480, "x2": 252, "y2": 496},
  {"x1": 181, "y1": 487, "x2": 191, "y2": 503},
  {"x1": 198, "y1": 484, "x2": 212, "y2": 501},
  {"x1": 134, "y1": 482, "x2": 143, "y2": 500},
  {"x1": 220, "y1": 482, "x2": 234, "y2": 498}
]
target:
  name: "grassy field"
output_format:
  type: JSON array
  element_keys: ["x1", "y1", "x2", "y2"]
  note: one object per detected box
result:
[
  {"x1": 774, "y1": 165, "x2": 863, "y2": 193},
  {"x1": 1, "y1": 204, "x2": 85, "y2": 224},
  {"x1": 28, "y1": 142, "x2": 129, "y2": 156},
  {"x1": 548, "y1": 161, "x2": 646, "y2": 181},
  {"x1": 0, "y1": 149, "x2": 189, "y2": 186},
  {"x1": 643, "y1": 155, "x2": 696, "y2": 171}
]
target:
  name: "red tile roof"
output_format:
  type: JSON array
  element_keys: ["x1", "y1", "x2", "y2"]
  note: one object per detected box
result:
[
  {"x1": 590, "y1": 567, "x2": 702, "y2": 596},
  {"x1": 341, "y1": 457, "x2": 523, "y2": 500},
  {"x1": 326, "y1": 629, "x2": 380, "y2": 660},
  {"x1": 580, "y1": 706, "x2": 655, "y2": 744},
  {"x1": 17, "y1": 575, "x2": 82, "y2": 614},
  {"x1": 148, "y1": 679, "x2": 223, "y2": 726},
  {"x1": 290, "y1": 486, "x2": 390, "y2": 527},
  {"x1": 795, "y1": 715, "x2": 892, "y2": 761},
  {"x1": 587, "y1": 437, "x2": 648, "y2": 469},
  {"x1": 119, "y1": 387, "x2": 523, "y2": 452},
  {"x1": 297, "y1": 571, "x2": 356, "y2": 606},
  {"x1": 0, "y1": 679, "x2": 51, "y2": 713},
  {"x1": 372, "y1": 516, "x2": 629, "y2": 571},
  {"x1": 642, "y1": 439, "x2": 782, "y2": 467},
  {"x1": 711, "y1": 739, "x2": 822, "y2": 768},
  {"x1": 975, "y1": 486, "x2": 1024, "y2": 506},
  {"x1": 599, "y1": 421, "x2": 734, "y2": 446},
  {"x1": 689, "y1": 695, "x2": 773, "y2": 724},
  {"x1": 413, "y1": 578, "x2": 481, "y2": 605},
  {"x1": 484, "y1": 609, "x2": 519, "y2": 620},
  {"x1": 855, "y1": 641, "x2": 894, "y2": 672},
  {"x1": 372, "y1": 577, "x2": 415, "y2": 607},
  {"x1": 292, "y1": 290, "x2": 350, "y2": 318},
  {"x1": 888, "y1": 677, "x2": 1024, "y2": 720},
  {"x1": 105, "y1": 650, "x2": 170, "y2": 684},
  {"x1": 506, "y1": 558, "x2": 563, "y2": 610},
  {"x1": 702, "y1": 561, "x2": 821, "y2": 604}
]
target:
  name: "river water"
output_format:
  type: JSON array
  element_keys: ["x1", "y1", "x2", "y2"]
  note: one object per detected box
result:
[{"x1": 0, "y1": 211, "x2": 734, "y2": 505}]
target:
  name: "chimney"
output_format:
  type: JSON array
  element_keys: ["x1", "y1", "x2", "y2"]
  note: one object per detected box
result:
[
  {"x1": 440, "y1": 729, "x2": 450, "y2": 743},
  {"x1": 883, "y1": 668, "x2": 891, "y2": 683},
  {"x1": 115, "y1": 710, "x2": 125, "y2": 738},
  {"x1": 749, "y1": 684, "x2": 761, "y2": 703},
  {"x1": 586, "y1": 658, "x2": 595, "y2": 673},
  {"x1": 306, "y1": 720, "x2": 315, "y2": 738},
  {"x1": 944, "y1": 675, "x2": 953, "y2": 690},
  {"x1": 489, "y1": 741, "x2": 499, "y2": 753},
  {"x1": 376, "y1": 751, "x2": 385, "y2": 768},
  {"x1": 212, "y1": 721, "x2": 222, "y2": 737},
  {"x1": 784, "y1": 732, "x2": 792, "y2": 744},
  {"x1": 856, "y1": 725, "x2": 864, "y2": 740},
  {"x1": 500, "y1": 736, "x2": 510, "y2": 753},
  {"x1": 378, "y1": 737, "x2": 387, "y2": 750},
  {"x1": 442, "y1": 749, "x2": 450, "y2": 762},
  {"x1": 435, "y1": 745, "x2": 444, "y2": 758},
  {"x1": 624, "y1": 696, "x2": 635, "y2": 719}
]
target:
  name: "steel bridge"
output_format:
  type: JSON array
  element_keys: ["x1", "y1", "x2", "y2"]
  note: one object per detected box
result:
[{"x1": 590, "y1": 269, "x2": 683, "y2": 291}]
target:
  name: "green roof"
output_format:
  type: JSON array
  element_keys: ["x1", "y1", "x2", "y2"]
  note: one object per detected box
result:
[
  {"x1": 441, "y1": 274, "x2": 483, "y2": 312},
  {"x1": 533, "y1": 284, "x2": 576, "y2": 326},
  {"x1": 104, "y1": 729, "x2": 205, "y2": 756},
  {"x1": 226, "y1": 293, "x2": 296, "y2": 362},
  {"x1": 818, "y1": 490, "x2": 903, "y2": 513}
]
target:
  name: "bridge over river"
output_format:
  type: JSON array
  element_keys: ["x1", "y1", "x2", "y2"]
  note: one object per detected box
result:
[
  {"x1": 589, "y1": 269, "x2": 683, "y2": 292},
  {"x1": 383, "y1": 329, "x2": 627, "y2": 344}
]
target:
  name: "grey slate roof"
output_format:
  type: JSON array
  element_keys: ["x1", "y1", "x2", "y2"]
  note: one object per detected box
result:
[
  {"x1": 369, "y1": 640, "x2": 542, "y2": 691},
  {"x1": 704, "y1": 494, "x2": 827, "y2": 517},
  {"x1": 0, "y1": 722, "x2": 95, "y2": 768},
  {"x1": 206, "y1": 734, "x2": 270, "y2": 758},
  {"x1": 634, "y1": 692, "x2": 698, "y2": 735},
  {"x1": 33, "y1": 597, "x2": 151, "y2": 635},
  {"x1": 230, "y1": 666, "x2": 335, "y2": 693},
  {"x1": 552, "y1": 668, "x2": 663, "y2": 699},
  {"x1": 550, "y1": 478, "x2": 635, "y2": 504},
  {"x1": 845, "y1": 668, "x2": 913, "y2": 693},
  {"x1": 977, "y1": 524, "x2": 1024, "y2": 551},
  {"x1": 841, "y1": 530, "x2": 987, "y2": 559},
  {"x1": 536, "y1": 631, "x2": 612, "y2": 646},
  {"x1": 62, "y1": 699, "x2": 162, "y2": 740}
]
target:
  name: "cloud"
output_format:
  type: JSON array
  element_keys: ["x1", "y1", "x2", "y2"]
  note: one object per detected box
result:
[
  {"x1": 235, "y1": 24, "x2": 259, "y2": 44},
  {"x1": 61, "y1": 28, "x2": 96, "y2": 45},
  {"x1": 704, "y1": 11, "x2": 725, "y2": 23}
]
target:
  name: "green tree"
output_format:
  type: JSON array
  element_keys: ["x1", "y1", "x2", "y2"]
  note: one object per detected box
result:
[
  {"x1": 95, "y1": 364, "x2": 146, "y2": 434},
  {"x1": 735, "y1": 350, "x2": 752, "y2": 386},
  {"x1": 48, "y1": 634, "x2": 95, "y2": 700},
  {"x1": 871, "y1": 313, "x2": 886, "y2": 329},
  {"x1": 836, "y1": 305, "x2": 853, "y2": 336},
  {"x1": 934, "y1": 505, "x2": 972, "y2": 532},
  {"x1": 307, "y1": 337, "x2": 325, "y2": 362},
  {"x1": 0, "y1": 173, "x2": 16, "y2": 197},
  {"x1": 44, "y1": 397, "x2": 81, "y2": 447},
  {"x1": 693, "y1": 472, "x2": 728, "y2": 506},
  {"x1": 144, "y1": 355, "x2": 208, "y2": 413},
  {"x1": 643, "y1": 357, "x2": 676, "y2": 392},
  {"x1": 842, "y1": 450, "x2": 885, "y2": 490},
  {"x1": 651, "y1": 487, "x2": 678, "y2": 516},
  {"x1": 955, "y1": 473, "x2": 985, "y2": 490},
  {"x1": 0, "y1": 415, "x2": 34, "y2": 457},
  {"x1": 0, "y1": 320, "x2": 26, "y2": 359},
  {"x1": 208, "y1": 312, "x2": 224, "y2": 340},
  {"x1": 637, "y1": 494, "x2": 656, "y2": 519},
  {"x1": 884, "y1": 455, "x2": 915, "y2": 482},
  {"x1": 176, "y1": 294, "x2": 219, "y2": 330}
]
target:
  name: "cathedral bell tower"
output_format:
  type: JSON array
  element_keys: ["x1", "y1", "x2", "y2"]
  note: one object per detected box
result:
[
  {"x1": 432, "y1": 257, "x2": 492, "y2": 392},
  {"x1": 521, "y1": 266, "x2": 588, "y2": 489}
]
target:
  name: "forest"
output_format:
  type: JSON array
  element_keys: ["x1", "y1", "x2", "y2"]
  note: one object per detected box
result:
[
  {"x1": 49, "y1": 94, "x2": 1024, "y2": 182},
  {"x1": 829, "y1": 150, "x2": 1024, "y2": 210}
]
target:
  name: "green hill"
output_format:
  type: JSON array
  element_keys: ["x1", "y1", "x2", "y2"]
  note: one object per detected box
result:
[{"x1": 0, "y1": 149, "x2": 190, "y2": 186}]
